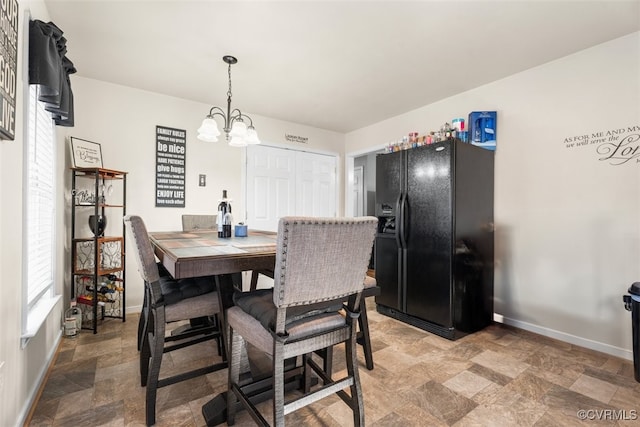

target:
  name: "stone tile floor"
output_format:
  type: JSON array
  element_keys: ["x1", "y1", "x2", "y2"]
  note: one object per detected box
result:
[{"x1": 27, "y1": 299, "x2": 640, "y2": 426}]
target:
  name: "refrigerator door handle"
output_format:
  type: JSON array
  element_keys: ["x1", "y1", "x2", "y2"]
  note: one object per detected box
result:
[
  {"x1": 395, "y1": 193, "x2": 402, "y2": 248},
  {"x1": 399, "y1": 192, "x2": 408, "y2": 249}
]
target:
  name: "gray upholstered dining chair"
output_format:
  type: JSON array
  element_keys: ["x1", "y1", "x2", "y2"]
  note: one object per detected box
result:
[
  {"x1": 182, "y1": 214, "x2": 217, "y2": 231},
  {"x1": 124, "y1": 215, "x2": 227, "y2": 426},
  {"x1": 226, "y1": 216, "x2": 377, "y2": 426}
]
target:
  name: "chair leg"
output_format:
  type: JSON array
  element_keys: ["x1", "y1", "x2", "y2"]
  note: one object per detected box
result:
[
  {"x1": 214, "y1": 314, "x2": 226, "y2": 360},
  {"x1": 250, "y1": 270, "x2": 260, "y2": 291},
  {"x1": 146, "y1": 306, "x2": 166, "y2": 427},
  {"x1": 273, "y1": 341, "x2": 285, "y2": 427},
  {"x1": 137, "y1": 300, "x2": 145, "y2": 351},
  {"x1": 346, "y1": 326, "x2": 365, "y2": 426},
  {"x1": 226, "y1": 326, "x2": 242, "y2": 426},
  {"x1": 137, "y1": 286, "x2": 149, "y2": 351},
  {"x1": 250, "y1": 270, "x2": 274, "y2": 292},
  {"x1": 358, "y1": 298, "x2": 375, "y2": 370},
  {"x1": 322, "y1": 346, "x2": 334, "y2": 380},
  {"x1": 302, "y1": 354, "x2": 312, "y2": 393},
  {"x1": 140, "y1": 301, "x2": 154, "y2": 387}
]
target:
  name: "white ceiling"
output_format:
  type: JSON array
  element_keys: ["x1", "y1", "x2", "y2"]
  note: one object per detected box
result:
[{"x1": 44, "y1": 0, "x2": 640, "y2": 133}]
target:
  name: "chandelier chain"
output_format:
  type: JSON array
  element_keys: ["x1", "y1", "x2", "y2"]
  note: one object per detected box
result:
[{"x1": 227, "y1": 63, "x2": 232, "y2": 98}]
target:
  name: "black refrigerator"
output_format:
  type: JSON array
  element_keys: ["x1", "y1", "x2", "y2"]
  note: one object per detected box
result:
[{"x1": 375, "y1": 139, "x2": 494, "y2": 340}]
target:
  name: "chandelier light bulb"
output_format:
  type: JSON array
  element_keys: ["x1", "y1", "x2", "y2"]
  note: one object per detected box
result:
[
  {"x1": 198, "y1": 133, "x2": 219, "y2": 143},
  {"x1": 197, "y1": 117, "x2": 221, "y2": 142},
  {"x1": 228, "y1": 136, "x2": 248, "y2": 147},
  {"x1": 230, "y1": 120, "x2": 248, "y2": 138},
  {"x1": 245, "y1": 126, "x2": 260, "y2": 145}
]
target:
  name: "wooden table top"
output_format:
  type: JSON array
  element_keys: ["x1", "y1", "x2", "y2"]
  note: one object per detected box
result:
[{"x1": 149, "y1": 229, "x2": 277, "y2": 279}]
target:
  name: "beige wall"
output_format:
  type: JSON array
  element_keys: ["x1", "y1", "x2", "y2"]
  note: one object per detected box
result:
[
  {"x1": 57, "y1": 76, "x2": 346, "y2": 320},
  {"x1": 346, "y1": 32, "x2": 640, "y2": 359}
]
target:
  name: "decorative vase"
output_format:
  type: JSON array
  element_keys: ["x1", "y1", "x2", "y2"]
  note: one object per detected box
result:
[{"x1": 88, "y1": 215, "x2": 107, "y2": 237}]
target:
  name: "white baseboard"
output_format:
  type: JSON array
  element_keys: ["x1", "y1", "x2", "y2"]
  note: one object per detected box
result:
[
  {"x1": 494, "y1": 313, "x2": 633, "y2": 362},
  {"x1": 126, "y1": 305, "x2": 142, "y2": 315},
  {"x1": 18, "y1": 329, "x2": 62, "y2": 426}
]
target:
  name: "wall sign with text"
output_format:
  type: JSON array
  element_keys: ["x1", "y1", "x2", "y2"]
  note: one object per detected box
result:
[
  {"x1": 155, "y1": 125, "x2": 186, "y2": 207},
  {"x1": 0, "y1": 0, "x2": 18, "y2": 139},
  {"x1": 285, "y1": 133, "x2": 308, "y2": 144},
  {"x1": 564, "y1": 124, "x2": 640, "y2": 166},
  {"x1": 71, "y1": 137, "x2": 103, "y2": 168}
]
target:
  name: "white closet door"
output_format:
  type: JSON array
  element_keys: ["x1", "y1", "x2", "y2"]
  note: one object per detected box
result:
[
  {"x1": 246, "y1": 145, "x2": 296, "y2": 232},
  {"x1": 296, "y1": 151, "x2": 336, "y2": 217},
  {"x1": 246, "y1": 146, "x2": 337, "y2": 231}
]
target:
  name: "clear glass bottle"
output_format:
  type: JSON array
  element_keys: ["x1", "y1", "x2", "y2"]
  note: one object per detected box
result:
[{"x1": 64, "y1": 303, "x2": 82, "y2": 338}]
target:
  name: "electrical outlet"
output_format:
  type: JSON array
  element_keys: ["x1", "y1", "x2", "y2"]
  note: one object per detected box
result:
[{"x1": 199, "y1": 174, "x2": 206, "y2": 187}]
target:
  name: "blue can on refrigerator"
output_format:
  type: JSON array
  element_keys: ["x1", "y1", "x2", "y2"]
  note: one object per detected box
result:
[{"x1": 468, "y1": 111, "x2": 497, "y2": 151}]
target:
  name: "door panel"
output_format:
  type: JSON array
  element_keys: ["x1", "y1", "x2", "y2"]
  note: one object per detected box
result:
[
  {"x1": 374, "y1": 235, "x2": 401, "y2": 310},
  {"x1": 374, "y1": 151, "x2": 404, "y2": 311},
  {"x1": 246, "y1": 146, "x2": 296, "y2": 231},
  {"x1": 252, "y1": 176, "x2": 270, "y2": 220},
  {"x1": 353, "y1": 166, "x2": 364, "y2": 216},
  {"x1": 247, "y1": 146, "x2": 337, "y2": 232},
  {"x1": 405, "y1": 143, "x2": 453, "y2": 327},
  {"x1": 295, "y1": 151, "x2": 336, "y2": 217},
  {"x1": 375, "y1": 151, "x2": 403, "y2": 217}
]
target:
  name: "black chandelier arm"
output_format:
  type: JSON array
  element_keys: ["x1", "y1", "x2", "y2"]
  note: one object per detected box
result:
[
  {"x1": 229, "y1": 108, "x2": 243, "y2": 119},
  {"x1": 229, "y1": 109, "x2": 255, "y2": 126},
  {"x1": 208, "y1": 106, "x2": 226, "y2": 117},
  {"x1": 206, "y1": 108, "x2": 229, "y2": 128},
  {"x1": 243, "y1": 115, "x2": 255, "y2": 127}
]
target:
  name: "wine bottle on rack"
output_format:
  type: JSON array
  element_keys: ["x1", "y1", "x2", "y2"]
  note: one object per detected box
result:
[{"x1": 217, "y1": 190, "x2": 234, "y2": 238}]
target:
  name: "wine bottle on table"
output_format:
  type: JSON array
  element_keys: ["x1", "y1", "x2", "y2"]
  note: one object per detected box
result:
[
  {"x1": 217, "y1": 190, "x2": 229, "y2": 238},
  {"x1": 223, "y1": 208, "x2": 233, "y2": 238}
]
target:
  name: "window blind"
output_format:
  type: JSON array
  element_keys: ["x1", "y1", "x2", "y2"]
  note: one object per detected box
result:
[{"x1": 26, "y1": 84, "x2": 55, "y2": 307}]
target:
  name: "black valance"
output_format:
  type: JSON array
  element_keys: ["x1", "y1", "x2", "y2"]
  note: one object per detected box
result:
[{"x1": 28, "y1": 20, "x2": 76, "y2": 127}]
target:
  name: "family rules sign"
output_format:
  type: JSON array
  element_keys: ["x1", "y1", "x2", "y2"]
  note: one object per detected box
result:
[{"x1": 155, "y1": 125, "x2": 186, "y2": 207}]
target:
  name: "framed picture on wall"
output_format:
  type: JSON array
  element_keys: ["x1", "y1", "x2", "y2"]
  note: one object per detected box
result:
[
  {"x1": 71, "y1": 137, "x2": 103, "y2": 168},
  {"x1": 0, "y1": 1, "x2": 18, "y2": 140}
]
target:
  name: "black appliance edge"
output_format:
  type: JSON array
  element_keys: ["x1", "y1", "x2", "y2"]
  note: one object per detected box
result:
[{"x1": 377, "y1": 303, "x2": 475, "y2": 341}]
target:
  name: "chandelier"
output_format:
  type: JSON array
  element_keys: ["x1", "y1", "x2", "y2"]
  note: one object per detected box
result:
[{"x1": 197, "y1": 55, "x2": 260, "y2": 147}]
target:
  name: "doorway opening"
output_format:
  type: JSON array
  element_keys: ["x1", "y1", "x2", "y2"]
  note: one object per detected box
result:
[{"x1": 345, "y1": 145, "x2": 385, "y2": 218}]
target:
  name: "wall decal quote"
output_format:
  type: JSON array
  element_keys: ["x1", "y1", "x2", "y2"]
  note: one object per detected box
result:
[
  {"x1": 285, "y1": 133, "x2": 308, "y2": 144},
  {"x1": 564, "y1": 124, "x2": 640, "y2": 166}
]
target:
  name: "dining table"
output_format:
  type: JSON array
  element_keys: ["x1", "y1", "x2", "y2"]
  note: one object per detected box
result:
[
  {"x1": 148, "y1": 228, "x2": 312, "y2": 426},
  {"x1": 148, "y1": 229, "x2": 278, "y2": 281}
]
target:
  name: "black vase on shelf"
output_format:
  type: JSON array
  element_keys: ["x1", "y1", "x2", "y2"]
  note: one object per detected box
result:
[{"x1": 88, "y1": 215, "x2": 107, "y2": 237}]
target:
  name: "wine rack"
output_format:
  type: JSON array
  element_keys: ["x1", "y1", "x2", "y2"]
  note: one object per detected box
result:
[{"x1": 71, "y1": 167, "x2": 127, "y2": 333}]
